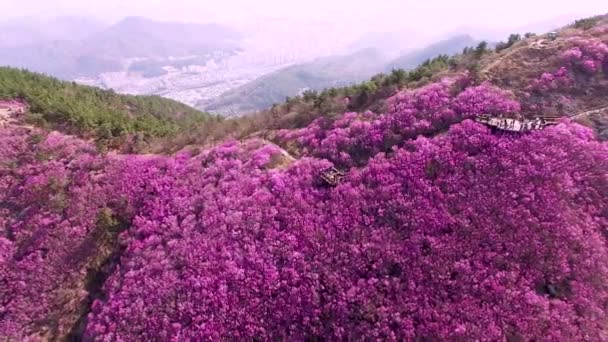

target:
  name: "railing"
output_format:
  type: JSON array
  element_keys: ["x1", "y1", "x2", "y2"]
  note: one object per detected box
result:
[
  {"x1": 320, "y1": 167, "x2": 345, "y2": 187},
  {"x1": 475, "y1": 115, "x2": 560, "y2": 132},
  {"x1": 475, "y1": 106, "x2": 608, "y2": 132}
]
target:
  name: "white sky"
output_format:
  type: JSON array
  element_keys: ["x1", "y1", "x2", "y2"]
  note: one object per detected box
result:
[{"x1": 1, "y1": 0, "x2": 606, "y2": 35}]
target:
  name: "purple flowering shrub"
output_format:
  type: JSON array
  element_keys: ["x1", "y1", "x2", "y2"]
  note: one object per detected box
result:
[
  {"x1": 1, "y1": 79, "x2": 607, "y2": 340},
  {"x1": 0, "y1": 126, "x2": 186, "y2": 339},
  {"x1": 0, "y1": 128, "x2": 118, "y2": 339},
  {"x1": 77, "y1": 119, "x2": 608, "y2": 341},
  {"x1": 562, "y1": 38, "x2": 608, "y2": 74},
  {"x1": 278, "y1": 80, "x2": 520, "y2": 167},
  {"x1": 0, "y1": 132, "x2": 310, "y2": 339},
  {"x1": 522, "y1": 37, "x2": 608, "y2": 115},
  {"x1": 528, "y1": 67, "x2": 574, "y2": 92},
  {"x1": 529, "y1": 38, "x2": 608, "y2": 93}
]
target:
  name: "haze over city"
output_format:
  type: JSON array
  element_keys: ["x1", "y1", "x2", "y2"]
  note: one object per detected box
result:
[{"x1": 2, "y1": 0, "x2": 606, "y2": 37}]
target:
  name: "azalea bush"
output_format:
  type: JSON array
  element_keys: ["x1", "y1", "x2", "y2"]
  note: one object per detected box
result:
[
  {"x1": 278, "y1": 80, "x2": 520, "y2": 167},
  {"x1": 561, "y1": 38, "x2": 608, "y2": 74},
  {"x1": 1, "y1": 79, "x2": 607, "y2": 340},
  {"x1": 82, "y1": 120, "x2": 608, "y2": 341},
  {"x1": 0, "y1": 128, "x2": 117, "y2": 338},
  {"x1": 530, "y1": 38, "x2": 608, "y2": 93},
  {"x1": 529, "y1": 67, "x2": 574, "y2": 92}
]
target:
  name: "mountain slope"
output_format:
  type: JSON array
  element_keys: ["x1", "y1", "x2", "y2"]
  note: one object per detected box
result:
[
  {"x1": 157, "y1": 14, "x2": 608, "y2": 152},
  {"x1": 1, "y1": 14, "x2": 608, "y2": 341},
  {"x1": 0, "y1": 67, "x2": 214, "y2": 145},
  {"x1": 201, "y1": 48, "x2": 389, "y2": 115}
]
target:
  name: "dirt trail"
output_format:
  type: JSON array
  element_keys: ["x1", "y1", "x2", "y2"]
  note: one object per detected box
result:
[
  {"x1": 481, "y1": 44, "x2": 528, "y2": 76},
  {"x1": 0, "y1": 108, "x2": 8, "y2": 126},
  {"x1": 259, "y1": 138, "x2": 297, "y2": 162},
  {"x1": 569, "y1": 106, "x2": 608, "y2": 119},
  {"x1": 0, "y1": 103, "x2": 34, "y2": 131},
  {"x1": 0, "y1": 108, "x2": 21, "y2": 128}
]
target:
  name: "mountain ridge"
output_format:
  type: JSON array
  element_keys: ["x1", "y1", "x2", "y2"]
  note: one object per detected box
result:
[
  {"x1": 203, "y1": 35, "x2": 480, "y2": 116},
  {"x1": 201, "y1": 48, "x2": 390, "y2": 115}
]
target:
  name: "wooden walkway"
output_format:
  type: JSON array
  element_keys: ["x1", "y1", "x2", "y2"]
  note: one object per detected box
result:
[{"x1": 475, "y1": 115, "x2": 559, "y2": 132}]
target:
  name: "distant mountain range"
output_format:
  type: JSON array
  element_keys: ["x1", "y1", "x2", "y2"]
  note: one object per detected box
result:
[
  {"x1": 201, "y1": 13, "x2": 590, "y2": 117},
  {"x1": 202, "y1": 35, "x2": 479, "y2": 115},
  {"x1": 0, "y1": 13, "x2": 589, "y2": 117},
  {"x1": 200, "y1": 48, "x2": 389, "y2": 115},
  {"x1": 84, "y1": 17, "x2": 242, "y2": 60},
  {"x1": 0, "y1": 17, "x2": 242, "y2": 78}
]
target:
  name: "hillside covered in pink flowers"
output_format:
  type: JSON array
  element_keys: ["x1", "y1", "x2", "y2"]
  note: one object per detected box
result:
[{"x1": 1, "y1": 15, "x2": 608, "y2": 341}]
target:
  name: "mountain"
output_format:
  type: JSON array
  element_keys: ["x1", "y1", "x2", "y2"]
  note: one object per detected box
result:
[
  {"x1": 83, "y1": 16, "x2": 242, "y2": 60},
  {"x1": 0, "y1": 17, "x2": 242, "y2": 79},
  {"x1": 386, "y1": 35, "x2": 478, "y2": 71},
  {"x1": 1, "y1": 14, "x2": 608, "y2": 341},
  {"x1": 201, "y1": 48, "x2": 390, "y2": 115}
]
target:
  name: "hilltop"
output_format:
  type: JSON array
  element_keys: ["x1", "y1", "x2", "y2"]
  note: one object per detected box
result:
[
  {"x1": 0, "y1": 14, "x2": 607, "y2": 341},
  {"x1": 0, "y1": 67, "x2": 216, "y2": 150}
]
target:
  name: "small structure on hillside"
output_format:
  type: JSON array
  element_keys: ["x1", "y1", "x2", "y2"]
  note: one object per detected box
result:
[
  {"x1": 547, "y1": 31, "x2": 559, "y2": 41},
  {"x1": 320, "y1": 167, "x2": 346, "y2": 187},
  {"x1": 475, "y1": 115, "x2": 559, "y2": 132}
]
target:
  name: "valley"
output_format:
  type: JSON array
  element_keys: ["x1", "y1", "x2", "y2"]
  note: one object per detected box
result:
[{"x1": 74, "y1": 50, "x2": 303, "y2": 111}]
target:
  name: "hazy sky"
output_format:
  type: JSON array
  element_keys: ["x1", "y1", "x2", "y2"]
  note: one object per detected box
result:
[{"x1": 1, "y1": 0, "x2": 606, "y2": 34}]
